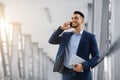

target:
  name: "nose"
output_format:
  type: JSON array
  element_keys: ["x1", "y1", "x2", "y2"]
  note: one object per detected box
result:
[{"x1": 72, "y1": 18, "x2": 76, "y2": 22}]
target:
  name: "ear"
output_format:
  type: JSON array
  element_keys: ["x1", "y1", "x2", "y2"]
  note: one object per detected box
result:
[{"x1": 81, "y1": 19, "x2": 84, "y2": 23}]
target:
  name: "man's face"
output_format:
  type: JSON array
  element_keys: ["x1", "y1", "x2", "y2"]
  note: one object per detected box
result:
[{"x1": 71, "y1": 14, "x2": 84, "y2": 28}]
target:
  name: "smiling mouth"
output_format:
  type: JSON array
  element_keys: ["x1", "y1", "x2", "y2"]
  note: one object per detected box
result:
[
  {"x1": 72, "y1": 21, "x2": 77, "y2": 24},
  {"x1": 70, "y1": 22, "x2": 78, "y2": 28},
  {"x1": 72, "y1": 22, "x2": 77, "y2": 25}
]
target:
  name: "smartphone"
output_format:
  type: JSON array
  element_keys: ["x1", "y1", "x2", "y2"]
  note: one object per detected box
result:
[{"x1": 70, "y1": 22, "x2": 72, "y2": 27}]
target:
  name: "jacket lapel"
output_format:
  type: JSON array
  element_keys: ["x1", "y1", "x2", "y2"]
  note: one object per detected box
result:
[
  {"x1": 64, "y1": 32, "x2": 73, "y2": 46},
  {"x1": 76, "y1": 30, "x2": 86, "y2": 55},
  {"x1": 63, "y1": 31, "x2": 87, "y2": 55}
]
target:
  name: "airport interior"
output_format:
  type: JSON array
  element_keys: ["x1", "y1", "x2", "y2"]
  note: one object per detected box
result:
[{"x1": 0, "y1": 0, "x2": 120, "y2": 80}]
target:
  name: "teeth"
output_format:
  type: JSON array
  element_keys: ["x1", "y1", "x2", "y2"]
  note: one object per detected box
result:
[
  {"x1": 73, "y1": 22, "x2": 76, "y2": 24},
  {"x1": 73, "y1": 22, "x2": 77, "y2": 24}
]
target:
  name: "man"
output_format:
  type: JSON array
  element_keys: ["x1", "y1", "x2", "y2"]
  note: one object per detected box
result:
[{"x1": 48, "y1": 11, "x2": 99, "y2": 80}]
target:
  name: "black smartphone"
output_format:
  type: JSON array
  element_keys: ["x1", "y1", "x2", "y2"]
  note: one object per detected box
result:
[{"x1": 70, "y1": 22, "x2": 72, "y2": 27}]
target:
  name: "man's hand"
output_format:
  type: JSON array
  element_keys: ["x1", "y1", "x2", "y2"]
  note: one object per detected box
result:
[
  {"x1": 72, "y1": 64, "x2": 83, "y2": 72},
  {"x1": 60, "y1": 22, "x2": 71, "y2": 30}
]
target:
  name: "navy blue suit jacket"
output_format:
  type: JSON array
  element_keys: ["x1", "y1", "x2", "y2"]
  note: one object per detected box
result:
[{"x1": 49, "y1": 27, "x2": 99, "y2": 80}]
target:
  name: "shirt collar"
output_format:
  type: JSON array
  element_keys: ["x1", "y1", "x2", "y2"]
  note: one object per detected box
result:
[
  {"x1": 73, "y1": 29, "x2": 83, "y2": 35},
  {"x1": 80, "y1": 29, "x2": 83, "y2": 35}
]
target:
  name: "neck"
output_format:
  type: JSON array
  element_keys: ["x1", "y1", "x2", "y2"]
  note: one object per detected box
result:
[{"x1": 74, "y1": 26, "x2": 83, "y2": 34}]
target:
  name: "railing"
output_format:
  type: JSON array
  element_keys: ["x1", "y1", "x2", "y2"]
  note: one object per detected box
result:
[{"x1": 0, "y1": 2, "x2": 62, "y2": 80}]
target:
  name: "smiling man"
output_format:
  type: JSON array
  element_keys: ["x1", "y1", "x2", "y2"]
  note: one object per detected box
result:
[{"x1": 48, "y1": 11, "x2": 99, "y2": 80}]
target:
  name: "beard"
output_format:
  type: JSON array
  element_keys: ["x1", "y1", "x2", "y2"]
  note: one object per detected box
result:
[{"x1": 71, "y1": 22, "x2": 79, "y2": 28}]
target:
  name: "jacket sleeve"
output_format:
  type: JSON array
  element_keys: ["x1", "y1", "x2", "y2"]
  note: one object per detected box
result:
[
  {"x1": 82, "y1": 35, "x2": 100, "y2": 70},
  {"x1": 48, "y1": 27, "x2": 64, "y2": 44}
]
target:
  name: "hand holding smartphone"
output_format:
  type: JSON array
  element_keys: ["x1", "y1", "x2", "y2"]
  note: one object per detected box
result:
[{"x1": 60, "y1": 21, "x2": 72, "y2": 30}]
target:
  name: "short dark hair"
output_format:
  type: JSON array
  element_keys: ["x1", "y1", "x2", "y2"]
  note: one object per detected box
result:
[{"x1": 73, "y1": 11, "x2": 84, "y2": 19}]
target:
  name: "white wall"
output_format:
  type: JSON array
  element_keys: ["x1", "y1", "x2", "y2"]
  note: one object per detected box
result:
[{"x1": 0, "y1": 0, "x2": 92, "y2": 60}]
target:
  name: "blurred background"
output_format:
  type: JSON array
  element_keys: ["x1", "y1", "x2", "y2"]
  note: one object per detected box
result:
[{"x1": 0, "y1": 0, "x2": 120, "y2": 80}]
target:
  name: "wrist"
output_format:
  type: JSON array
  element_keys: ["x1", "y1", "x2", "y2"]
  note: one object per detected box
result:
[{"x1": 60, "y1": 26, "x2": 65, "y2": 30}]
